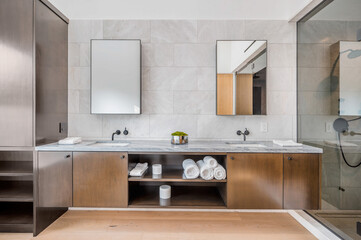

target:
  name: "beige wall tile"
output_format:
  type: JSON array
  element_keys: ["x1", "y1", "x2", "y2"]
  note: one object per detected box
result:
[
  {"x1": 103, "y1": 20, "x2": 151, "y2": 42},
  {"x1": 151, "y1": 20, "x2": 197, "y2": 43}
]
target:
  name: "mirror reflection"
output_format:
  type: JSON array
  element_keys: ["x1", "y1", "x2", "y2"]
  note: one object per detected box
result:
[
  {"x1": 216, "y1": 40, "x2": 267, "y2": 115},
  {"x1": 91, "y1": 39, "x2": 141, "y2": 114},
  {"x1": 331, "y1": 41, "x2": 361, "y2": 116}
]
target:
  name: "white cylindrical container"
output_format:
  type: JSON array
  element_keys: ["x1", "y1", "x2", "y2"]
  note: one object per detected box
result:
[
  {"x1": 152, "y1": 164, "x2": 162, "y2": 175},
  {"x1": 159, "y1": 185, "x2": 171, "y2": 199}
]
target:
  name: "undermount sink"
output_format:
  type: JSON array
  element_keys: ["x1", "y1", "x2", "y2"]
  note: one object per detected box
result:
[
  {"x1": 225, "y1": 142, "x2": 267, "y2": 148},
  {"x1": 90, "y1": 141, "x2": 130, "y2": 147}
]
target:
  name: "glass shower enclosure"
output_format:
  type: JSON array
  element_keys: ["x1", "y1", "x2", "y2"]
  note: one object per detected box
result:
[{"x1": 297, "y1": 0, "x2": 361, "y2": 239}]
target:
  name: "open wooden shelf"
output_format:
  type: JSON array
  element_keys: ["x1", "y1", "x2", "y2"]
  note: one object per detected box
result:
[
  {"x1": 0, "y1": 181, "x2": 33, "y2": 202},
  {"x1": 128, "y1": 186, "x2": 226, "y2": 208},
  {"x1": 129, "y1": 169, "x2": 227, "y2": 183},
  {"x1": 0, "y1": 161, "x2": 33, "y2": 177},
  {"x1": 0, "y1": 202, "x2": 33, "y2": 232}
]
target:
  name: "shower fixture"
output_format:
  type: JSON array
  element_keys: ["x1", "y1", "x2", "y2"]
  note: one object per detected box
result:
[{"x1": 333, "y1": 117, "x2": 361, "y2": 168}]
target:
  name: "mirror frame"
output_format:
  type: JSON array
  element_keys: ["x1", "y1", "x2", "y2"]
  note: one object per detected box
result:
[
  {"x1": 215, "y1": 40, "x2": 268, "y2": 116},
  {"x1": 90, "y1": 39, "x2": 142, "y2": 115}
]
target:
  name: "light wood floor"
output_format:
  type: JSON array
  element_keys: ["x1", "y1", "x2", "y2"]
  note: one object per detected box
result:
[{"x1": 0, "y1": 210, "x2": 317, "y2": 240}]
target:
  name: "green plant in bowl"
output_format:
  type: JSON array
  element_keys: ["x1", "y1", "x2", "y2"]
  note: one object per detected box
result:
[{"x1": 171, "y1": 131, "x2": 188, "y2": 136}]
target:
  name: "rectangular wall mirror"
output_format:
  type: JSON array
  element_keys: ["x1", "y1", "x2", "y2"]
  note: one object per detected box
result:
[
  {"x1": 216, "y1": 40, "x2": 267, "y2": 115},
  {"x1": 91, "y1": 39, "x2": 141, "y2": 114},
  {"x1": 331, "y1": 41, "x2": 361, "y2": 116}
]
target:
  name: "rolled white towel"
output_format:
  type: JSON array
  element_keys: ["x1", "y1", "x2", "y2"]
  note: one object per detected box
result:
[
  {"x1": 196, "y1": 160, "x2": 214, "y2": 180},
  {"x1": 203, "y1": 156, "x2": 218, "y2": 168},
  {"x1": 214, "y1": 165, "x2": 226, "y2": 180},
  {"x1": 129, "y1": 162, "x2": 148, "y2": 177},
  {"x1": 182, "y1": 159, "x2": 200, "y2": 179}
]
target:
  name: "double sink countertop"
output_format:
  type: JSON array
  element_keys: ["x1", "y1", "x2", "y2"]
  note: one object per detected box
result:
[{"x1": 35, "y1": 140, "x2": 323, "y2": 154}]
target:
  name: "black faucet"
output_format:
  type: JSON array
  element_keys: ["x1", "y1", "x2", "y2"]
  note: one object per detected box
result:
[
  {"x1": 237, "y1": 128, "x2": 250, "y2": 141},
  {"x1": 111, "y1": 130, "x2": 121, "y2": 141}
]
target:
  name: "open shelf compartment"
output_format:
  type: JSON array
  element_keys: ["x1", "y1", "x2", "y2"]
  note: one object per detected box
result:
[
  {"x1": 128, "y1": 153, "x2": 227, "y2": 209},
  {"x1": 128, "y1": 153, "x2": 227, "y2": 183},
  {"x1": 0, "y1": 181, "x2": 33, "y2": 202},
  {"x1": 129, "y1": 183, "x2": 227, "y2": 209},
  {"x1": 0, "y1": 202, "x2": 33, "y2": 232}
]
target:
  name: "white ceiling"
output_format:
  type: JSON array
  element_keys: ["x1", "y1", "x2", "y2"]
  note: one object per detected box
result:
[
  {"x1": 311, "y1": 0, "x2": 361, "y2": 21},
  {"x1": 49, "y1": 0, "x2": 312, "y2": 20}
]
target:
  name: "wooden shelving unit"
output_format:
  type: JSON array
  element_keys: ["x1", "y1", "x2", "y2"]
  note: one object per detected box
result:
[
  {"x1": 0, "y1": 151, "x2": 33, "y2": 233},
  {"x1": 128, "y1": 153, "x2": 228, "y2": 209},
  {"x1": 128, "y1": 169, "x2": 227, "y2": 183}
]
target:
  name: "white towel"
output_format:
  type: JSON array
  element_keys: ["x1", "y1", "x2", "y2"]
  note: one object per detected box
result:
[
  {"x1": 58, "y1": 137, "x2": 82, "y2": 145},
  {"x1": 129, "y1": 163, "x2": 148, "y2": 177},
  {"x1": 203, "y1": 156, "x2": 218, "y2": 168},
  {"x1": 214, "y1": 165, "x2": 226, "y2": 180},
  {"x1": 196, "y1": 160, "x2": 214, "y2": 180},
  {"x1": 273, "y1": 140, "x2": 302, "y2": 147},
  {"x1": 182, "y1": 159, "x2": 200, "y2": 179}
]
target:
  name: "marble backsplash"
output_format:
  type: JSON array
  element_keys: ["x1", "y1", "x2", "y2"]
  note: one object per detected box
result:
[{"x1": 68, "y1": 20, "x2": 297, "y2": 140}]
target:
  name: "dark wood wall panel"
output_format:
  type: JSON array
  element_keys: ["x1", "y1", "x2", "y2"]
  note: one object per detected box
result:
[
  {"x1": 0, "y1": 0, "x2": 34, "y2": 147},
  {"x1": 35, "y1": 0, "x2": 68, "y2": 144}
]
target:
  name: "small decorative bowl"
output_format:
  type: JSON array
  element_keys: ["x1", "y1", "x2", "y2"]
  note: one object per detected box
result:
[{"x1": 171, "y1": 135, "x2": 188, "y2": 145}]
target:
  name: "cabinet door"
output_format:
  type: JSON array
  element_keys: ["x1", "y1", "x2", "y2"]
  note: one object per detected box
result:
[
  {"x1": 0, "y1": 0, "x2": 34, "y2": 147},
  {"x1": 284, "y1": 154, "x2": 320, "y2": 209},
  {"x1": 35, "y1": 0, "x2": 68, "y2": 142},
  {"x1": 227, "y1": 153, "x2": 283, "y2": 209},
  {"x1": 73, "y1": 152, "x2": 128, "y2": 207},
  {"x1": 38, "y1": 152, "x2": 73, "y2": 207}
]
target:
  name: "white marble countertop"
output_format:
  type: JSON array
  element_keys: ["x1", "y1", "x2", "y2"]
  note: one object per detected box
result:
[{"x1": 35, "y1": 140, "x2": 323, "y2": 154}]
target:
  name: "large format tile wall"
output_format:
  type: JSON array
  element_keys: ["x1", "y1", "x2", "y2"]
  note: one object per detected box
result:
[
  {"x1": 298, "y1": 20, "x2": 361, "y2": 210},
  {"x1": 298, "y1": 20, "x2": 361, "y2": 141},
  {"x1": 68, "y1": 20, "x2": 296, "y2": 141}
]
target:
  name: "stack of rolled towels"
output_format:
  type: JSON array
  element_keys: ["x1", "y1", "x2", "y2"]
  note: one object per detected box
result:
[{"x1": 182, "y1": 156, "x2": 226, "y2": 180}]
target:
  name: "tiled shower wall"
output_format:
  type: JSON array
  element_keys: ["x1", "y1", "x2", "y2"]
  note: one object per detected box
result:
[
  {"x1": 68, "y1": 20, "x2": 297, "y2": 140},
  {"x1": 298, "y1": 20, "x2": 361, "y2": 209},
  {"x1": 298, "y1": 20, "x2": 361, "y2": 141}
]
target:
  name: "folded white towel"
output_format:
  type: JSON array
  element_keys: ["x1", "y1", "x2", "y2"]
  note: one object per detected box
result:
[
  {"x1": 182, "y1": 159, "x2": 200, "y2": 179},
  {"x1": 203, "y1": 156, "x2": 218, "y2": 168},
  {"x1": 129, "y1": 163, "x2": 148, "y2": 177},
  {"x1": 196, "y1": 160, "x2": 214, "y2": 180},
  {"x1": 214, "y1": 165, "x2": 226, "y2": 180},
  {"x1": 273, "y1": 140, "x2": 302, "y2": 147},
  {"x1": 58, "y1": 137, "x2": 82, "y2": 145}
]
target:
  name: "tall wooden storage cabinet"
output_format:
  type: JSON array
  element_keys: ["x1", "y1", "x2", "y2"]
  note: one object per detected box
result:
[{"x1": 0, "y1": 0, "x2": 68, "y2": 233}]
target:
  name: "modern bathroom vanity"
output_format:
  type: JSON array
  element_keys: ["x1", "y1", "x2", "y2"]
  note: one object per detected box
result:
[{"x1": 33, "y1": 140, "x2": 322, "y2": 234}]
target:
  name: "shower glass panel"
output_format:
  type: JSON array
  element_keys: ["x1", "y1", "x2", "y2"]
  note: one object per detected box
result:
[{"x1": 297, "y1": 0, "x2": 361, "y2": 238}]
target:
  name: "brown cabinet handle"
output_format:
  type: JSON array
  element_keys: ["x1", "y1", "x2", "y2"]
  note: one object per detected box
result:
[
  {"x1": 230, "y1": 156, "x2": 234, "y2": 160},
  {"x1": 288, "y1": 156, "x2": 293, "y2": 160},
  {"x1": 65, "y1": 154, "x2": 71, "y2": 158},
  {"x1": 121, "y1": 155, "x2": 125, "y2": 159}
]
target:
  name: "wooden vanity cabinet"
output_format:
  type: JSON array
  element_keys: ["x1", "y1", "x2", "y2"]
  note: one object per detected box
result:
[
  {"x1": 227, "y1": 153, "x2": 283, "y2": 209},
  {"x1": 227, "y1": 153, "x2": 321, "y2": 210},
  {"x1": 283, "y1": 153, "x2": 321, "y2": 210},
  {"x1": 38, "y1": 152, "x2": 73, "y2": 207},
  {"x1": 73, "y1": 152, "x2": 128, "y2": 207}
]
